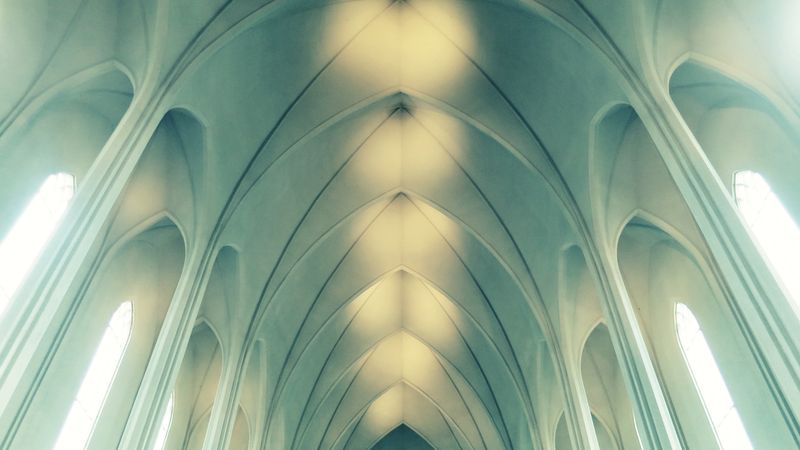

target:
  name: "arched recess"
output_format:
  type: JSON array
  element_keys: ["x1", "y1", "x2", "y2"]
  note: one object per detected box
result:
[
  {"x1": 157, "y1": 244, "x2": 243, "y2": 450},
  {"x1": 229, "y1": 407, "x2": 250, "y2": 450},
  {"x1": 10, "y1": 216, "x2": 186, "y2": 449},
  {"x1": 669, "y1": 59, "x2": 800, "y2": 310},
  {"x1": 669, "y1": 59, "x2": 800, "y2": 223},
  {"x1": 253, "y1": 194, "x2": 547, "y2": 450},
  {"x1": 616, "y1": 217, "x2": 796, "y2": 449},
  {"x1": 157, "y1": 240, "x2": 240, "y2": 450},
  {"x1": 579, "y1": 323, "x2": 640, "y2": 450},
  {"x1": 557, "y1": 244, "x2": 622, "y2": 450},
  {"x1": 338, "y1": 381, "x2": 469, "y2": 450},
  {"x1": 0, "y1": 68, "x2": 134, "y2": 238},
  {"x1": 107, "y1": 107, "x2": 204, "y2": 247},
  {"x1": 0, "y1": 0, "x2": 149, "y2": 121},
  {"x1": 532, "y1": 338, "x2": 569, "y2": 450},
  {"x1": 590, "y1": 103, "x2": 705, "y2": 251},
  {"x1": 164, "y1": 320, "x2": 224, "y2": 450},
  {"x1": 196, "y1": 246, "x2": 240, "y2": 351},
  {"x1": 554, "y1": 413, "x2": 572, "y2": 450},
  {"x1": 592, "y1": 414, "x2": 618, "y2": 450},
  {"x1": 558, "y1": 245, "x2": 607, "y2": 371}
]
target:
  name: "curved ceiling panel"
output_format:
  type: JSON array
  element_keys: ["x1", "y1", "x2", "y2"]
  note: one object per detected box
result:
[
  {"x1": 190, "y1": 3, "x2": 609, "y2": 446},
  {"x1": 8, "y1": 0, "x2": 800, "y2": 449}
]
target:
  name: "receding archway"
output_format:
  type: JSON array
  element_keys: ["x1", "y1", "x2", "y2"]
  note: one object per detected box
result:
[{"x1": 580, "y1": 323, "x2": 640, "y2": 450}]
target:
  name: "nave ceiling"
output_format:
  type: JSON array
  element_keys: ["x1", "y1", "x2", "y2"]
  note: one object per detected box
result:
[{"x1": 2, "y1": 0, "x2": 800, "y2": 449}]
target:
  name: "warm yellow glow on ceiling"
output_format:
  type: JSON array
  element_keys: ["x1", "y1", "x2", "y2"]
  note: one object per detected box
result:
[{"x1": 322, "y1": 0, "x2": 475, "y2": 95}]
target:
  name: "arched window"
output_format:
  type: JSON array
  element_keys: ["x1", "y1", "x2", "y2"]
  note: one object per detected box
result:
[
  {"x1": 153, "y1": 393, "x2": 174, "y2": 450},
  {"x1": 53, "y1": 301, "x2": 132, "y2": 450},
  {"x1": 734, "y1": 170, "x2": 800, "y2": 305},
  {"x1": 0, "y1": 172, "x2": 75, "y2": 314},
  {"x1": 676, "y1": 303, "x2": 753, "y2": 450}
]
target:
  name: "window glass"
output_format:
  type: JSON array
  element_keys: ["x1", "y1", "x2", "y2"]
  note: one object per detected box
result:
[
  {"x1": 153, "y1": 393, "x2": 174, "y2": 450},
  {"x1": 53, "y1": 301, "x2": 132, "y2": 450},
  {"x1": 734, "y1": 170, "x2": 800, "y2": 305},
  {"x1": 0, "y1": 173, "x2": 75, "y2": 314},
  {"x1": 676, "y1": 303, "x2": 753, "y2": 450}
]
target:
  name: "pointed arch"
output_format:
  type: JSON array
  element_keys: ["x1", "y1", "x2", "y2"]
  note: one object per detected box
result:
[
  {"x1": 166, "y1": 320, "x2": 225, "y2": 450},
  {"x1": 10, "y1": 211, "x2": 187, "y2": 449},
  {"x1": 0, "y1": 67, "x2": 133, "y2": 240},
  {"x1": 668, "y1": 57, "x2": 800, "y2": 230},
  {"x1": 229, "y1": 406, "x2": 251, "y2": 450},
  {"x1": 616, "y1": 215, "x2": 796, "y2": 448},
  {"x1": 554, "y1": 412, "x2": 573, "y2": 450},
  {"x1": 370, "y1": 423, "x2": 435, "y2": 450},
  {"x1": 579, "y1": 323, "x2": 640, "y2": 450}
]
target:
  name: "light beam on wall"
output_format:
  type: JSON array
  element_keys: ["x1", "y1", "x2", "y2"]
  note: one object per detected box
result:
[
  {"x1": 0, "y1": 172, "x2": 75, "y2": 315},
  {"x1": 734, "y1": 170, "x2": 800, "y2": 310}
]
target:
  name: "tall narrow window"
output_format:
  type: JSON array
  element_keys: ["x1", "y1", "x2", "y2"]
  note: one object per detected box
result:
[
  {"x1": 676, "y1": 303, "x2": 753, "y2": 450},
  {"x1": 53, "y1": 301, "x2": 132, "y2": 450},
  {"x1": 0, "y1": 173, "x2": 75, "y2": 314},
  {"x1": 153, "y1": 393, "x2": 174, "y2": 450},
  {"x1": 734, "y1": 170, "x2": 800, "y2": 304}
]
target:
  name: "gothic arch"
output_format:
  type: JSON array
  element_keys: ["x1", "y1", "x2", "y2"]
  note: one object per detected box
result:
[
  {"x1": 554, "y1": 412, "x2": 573, "y2": 450},
  {"x1": 579, "y1": 323, "x2": 640, "y2": 450},
  {"x1": 669, "y1": 58, "x2": 800, "y2": 223},
  {"x1": 10, "y1": 215, "x2": 186, "y2": 449},
  {"x1": 167, "y1": 320, "x2": 225, "y2": 450},
  {"x1": 0, "y1": 67, "x2": 134, "y2": 238}
]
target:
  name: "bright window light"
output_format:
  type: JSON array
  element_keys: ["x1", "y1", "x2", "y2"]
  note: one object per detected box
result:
[
  {"x1": 153, "y1": 393, "x2": 174, "y2": 450},
  {"x1": 53, "y1": 301, "x2": 132, "y2": 450},
  {"x1": 0, "y1": 173, "x2": 75, "y2": 314},
  {"x1": 676, "y1": 303, "x2": 753, "y2": 450},
  {"x1": 734, "y1": 170, "x2": 800, "y2": 305}
]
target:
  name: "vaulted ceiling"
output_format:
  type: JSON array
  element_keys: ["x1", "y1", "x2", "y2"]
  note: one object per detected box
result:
[{"x1": 3, "y1": 0, "x2": 800, "y2": 448}]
